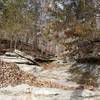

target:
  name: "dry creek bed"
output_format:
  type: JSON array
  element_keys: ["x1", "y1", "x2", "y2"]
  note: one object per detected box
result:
[{"x1": 0, "y1": 52, "x2": 100, "y2": 100}]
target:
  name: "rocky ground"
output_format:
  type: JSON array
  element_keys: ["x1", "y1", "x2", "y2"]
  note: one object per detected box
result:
[{"x1": 0, "y1": 52, "x2": 100, "y2": 100}]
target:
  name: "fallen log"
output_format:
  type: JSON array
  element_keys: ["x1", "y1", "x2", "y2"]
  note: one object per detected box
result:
[
  {"x1": 14, "y1": 49, "x2": 40, "y2": 66},
  {"x1": 0, "y1": 49, "x2": 11, "y2": 54},
  {"x1": 34, "y1": 56, "x2": 55, "y2": 63},
  {"x1": 76, "y1": 56, "x2": 100, "y2": 64}
]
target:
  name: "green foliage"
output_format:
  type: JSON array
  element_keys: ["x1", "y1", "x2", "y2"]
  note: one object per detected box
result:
[
  {"x1": 0, "y1": 0, "x2": 35, "y2": 39},
  {"x1": 76, "y1": 0, "x2": 95, "y2": 20},
  {"x1": 0, "y1": 0, "x2": 24, "y2": 30}
]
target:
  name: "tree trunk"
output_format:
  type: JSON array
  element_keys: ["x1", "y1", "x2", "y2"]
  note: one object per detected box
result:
[{"x1": 10, "y1": 33, "x2": 13, "y2": 52}]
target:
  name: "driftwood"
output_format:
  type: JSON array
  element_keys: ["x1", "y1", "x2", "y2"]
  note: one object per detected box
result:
[{"x1": 14, "y1": 49, "x2": 40, "y2": 65}]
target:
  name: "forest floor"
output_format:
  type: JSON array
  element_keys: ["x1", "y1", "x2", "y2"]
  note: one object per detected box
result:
[{"x1": 0, "y1": 52, "x2": 100, "y2": 100}]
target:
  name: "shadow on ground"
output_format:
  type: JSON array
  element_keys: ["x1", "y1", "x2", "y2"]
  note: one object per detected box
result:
[
  {"x1": 70, "y1": 87, "x2": 84, "y2": 100},
  {"x1": 69, "y1": 59, "x2": 100, "y2": 100}
]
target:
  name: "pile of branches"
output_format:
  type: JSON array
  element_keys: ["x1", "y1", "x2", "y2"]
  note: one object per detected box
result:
[
  {"x1": 68, "y1": 35, "x2": 100, "y2": 86},
  {"x1": 63, "y1": 33, "x2": 100, "y2": 62}
]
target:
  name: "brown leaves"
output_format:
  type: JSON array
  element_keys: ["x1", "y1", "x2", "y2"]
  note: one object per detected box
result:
[{"x1": 0, "y1": 60, "x2": 36, "y2": 88}]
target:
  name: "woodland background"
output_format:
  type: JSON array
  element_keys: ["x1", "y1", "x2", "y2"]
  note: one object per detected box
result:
[{"x1": 0, "y1": 0, "x2": 100, "y2": 58}]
